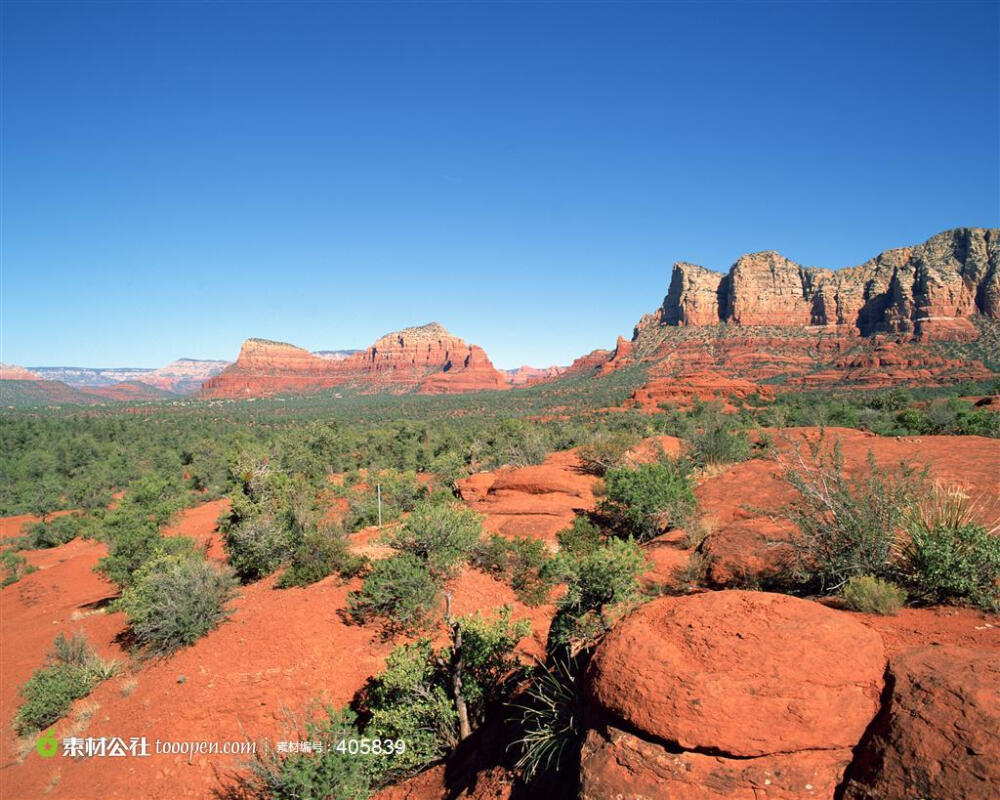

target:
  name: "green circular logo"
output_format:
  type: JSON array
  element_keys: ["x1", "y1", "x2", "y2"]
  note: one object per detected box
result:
[{"x1": 36, "y1": 729, "x2": 58, "y2": 759}]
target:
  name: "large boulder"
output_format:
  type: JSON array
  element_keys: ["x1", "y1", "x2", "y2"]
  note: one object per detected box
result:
[
  {"x1": 580, "y1": 726, "x2": 850, "y2": 800},
  {"x1": 582, "y1": 591, "x2": 886, "y2": 799},
  {"x1": 841, "y1": 645, "x2": 1000, "y2": 800}
]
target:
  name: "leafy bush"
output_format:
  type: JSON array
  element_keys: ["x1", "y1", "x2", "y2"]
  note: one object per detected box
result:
[
  {"x1": 1, "y1": 550, "x2": 38, "y2": 587},
  {"x1": 383, "y1": 502, "x2": 481, "y2": 580},
  {"x1": 347, "y1": 553, "x2": 440, "y2": 633},
  {"x1": 231, "y1": 706, "x2": 371, "y2": 800},
  {"x1": 277, "y1": 527, "x2": 367, "y2": 588},
  {"x1": 14, "y1": 633, "x2": 116, "y2": 734},
  {"x1": 600, "y1": 461, "x2": 696, "y2": 541},
  {"x1": 842, "y1": 575, "x2": 905, "y2": 615},
  {"x1": 121, "y1": 553, "x2": 237, "y2": 655},
  {"x1": 782, "y1": 441, "x2": 924, "y2": 592},
  {"x1": 223, "y1": 516, "x2": 295, "y2": 583},
  {"x1": 470, "y1": 534, "x2": 554, "y2": 605},
  {"x1": 902, "y1": 486, "x2": 1000, "y2": 610}
]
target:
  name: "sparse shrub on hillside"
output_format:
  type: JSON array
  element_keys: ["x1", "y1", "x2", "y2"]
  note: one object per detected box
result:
[
  {"x1": 1, "y1": 550, "x2": 38, "y2": 587},
  {"x1": 277, "y1": 526, "x2": 367, "y2": 589},
  {"x1": 578, "y1": 430, "x2": 641, "y2": 476},
  {"x1": 228, "y1": 706, "x2": 371, "y2": 800},
  {"x1": 14, "y1": 633, "x2": 117, "y2": 734},
  {"x1": 96, "y1": 508, "x2": 196, "y2": 589},
  {"x1": 842, "y1": 575, "x2": 906, "y2": 615},
  {"x1": 347, "y1": 553, "x2": 440, "y2": 633},
  {"x1": 600, "y1": 461, "x2": 696, "y2": 541},
  {"x1": 383, "y1": 502, "x2": 481, "y2": 580},
  {"x1": 901, "y1": 485, "x2": 1000, "y2": 611},
  {"x1": 121, "y1": 553, "x2": 236, "y2": 656},
  {"x1": 470, "y1": 534, "x2": 555, "y2": 606},
  {"x1": 223, "y1": 516, "x2": 295, "y2": 583}
]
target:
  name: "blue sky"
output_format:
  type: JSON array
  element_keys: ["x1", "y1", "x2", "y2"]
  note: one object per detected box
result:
[{"x1": 2, "y1": 1, "x2": 997, "y2": 369}]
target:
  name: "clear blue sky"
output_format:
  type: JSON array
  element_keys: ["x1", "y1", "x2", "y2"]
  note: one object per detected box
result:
[{"x1": 2, "y1": 1, "x2": 998, "y2": 369}]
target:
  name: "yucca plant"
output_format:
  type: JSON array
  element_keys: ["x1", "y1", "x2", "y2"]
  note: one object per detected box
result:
[{"x1": 510, "y1": 658, "x2": 580, "y2": 783}]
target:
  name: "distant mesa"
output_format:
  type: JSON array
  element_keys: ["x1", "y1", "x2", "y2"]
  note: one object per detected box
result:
[
  {"x1": 200, "y1": 322, "x2": 511, "y2": 399},
  {"x1": 0, "y1": 363, "x2": 41, "y2": 381},
  {"x1": 504, "y1": 365, "x2": 567, "y2": 385}
]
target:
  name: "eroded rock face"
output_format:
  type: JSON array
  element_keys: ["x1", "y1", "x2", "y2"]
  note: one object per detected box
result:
[
  {"x1": 582, "y1": 591, "x2": 886, "y2": 799},
  {"x1": 201, "y1": 323, "x2": 509, "y2": 398},
  {"x1": 0, "y1": 364, "x2": 41, "y2": 380},
  {"x1": 652, "y1": 227, "x2": 999, "y2": 334},
  {"x1": 841, "y1": 646, "x2": 1000, "y2": 800}
]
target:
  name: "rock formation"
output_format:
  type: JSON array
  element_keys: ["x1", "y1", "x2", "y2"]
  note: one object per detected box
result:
[
  {"x1": 201, "y1": 323, "x2": 510, "y2": 398},
  {"x1": 582, "y1": 591, "x2": 886, "y2": 799},
  {"x1": 841, "y1": 646, "x2": 1000, "y2": 800},
  {"x1": 651, "y1": 228, "x2": 999, "y2": 335},
  {"x1": 503, "y1": 365, "x2": 567, "y2": 385}
]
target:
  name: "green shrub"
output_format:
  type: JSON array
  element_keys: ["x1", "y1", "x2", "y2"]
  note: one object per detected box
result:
[
  {"x1": 223, "y1": 516, "x2": 295, "y2": 582},
  {"x1": 782, "y1": 441, "x2": 924, "y2": 592},
  {"x1": 344, "y1": 470, "x2": 427, "y2": 530},
  {"x1": 600, "y1": 461, "x2": 696, "y2": 541},
  {"x1": 277, "y1": 527, "x2": 367, "y2": 588},
  {"x1": 232, "y1": 706, "x2": 371, "y2": 800},
  {"x1": 383, "y1": 502, "x2": 481, "y2": 579},
  {"x1": 1, "y1": 550, "x2": 38, "y2": 587},
  {"x1": 549, "y1": 538, "x2": 646, "y2": 651},
  {"x1": 14, "y1": 633, "x2": 116, "y2": 734},
  {"x1": 96, "y1": 509, "x2": 196, "y2": 589},
  {"x1": 23, "y1": 515, "x2": 84, "y2": 549},
  {"x1": 903, "y1": 520, "x2": 1000, "y2": 611},
  {"x1": 689, "y1": 423, "x2": 752, "y2": 467},
  {"x1": 347, "y1": 553, "x2": 440, "y2": 633},
  {"x1": 556, "y1": 516, "x2": 604, "y2": 558},
  {"x1": 121, "y1": 553, "x2": 237, "y2": 656},
  {"x1": 842, "y1": 575, "x2": 905, "y2": 615},
  {"x1": 470, "y1": 535, "x2": 554, "y2": 606}
]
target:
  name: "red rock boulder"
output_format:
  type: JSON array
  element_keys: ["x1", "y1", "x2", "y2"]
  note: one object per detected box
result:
[
  {"x1": 582, "y1": 591, "x2": 887, "y2": 799},
  {"x1": 841, "y1": 645, "x2": 1000, "y2": 800}
]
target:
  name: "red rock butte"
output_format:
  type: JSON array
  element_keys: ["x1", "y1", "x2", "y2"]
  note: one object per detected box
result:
[{"x1": 200, "y1": 322, "x2": 511, "y2": 398}]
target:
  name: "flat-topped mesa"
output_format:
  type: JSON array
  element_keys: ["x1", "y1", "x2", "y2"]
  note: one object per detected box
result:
[{"x1": 655, "y1": 227, "x2": 999, "y2": 336}]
